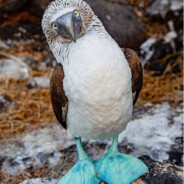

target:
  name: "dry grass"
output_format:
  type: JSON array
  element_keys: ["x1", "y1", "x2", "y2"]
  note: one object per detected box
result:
[
  {"x1": 139, "y1": 72, "x2": 183, "y2": 105},
  {"x1": 138, "y1": 52, "x2": 183, "y2": 105},
  {"x1": 0, "y1": 67, "x2": 56, "y2": 141}
]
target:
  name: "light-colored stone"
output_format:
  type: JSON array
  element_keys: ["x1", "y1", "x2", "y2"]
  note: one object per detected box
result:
[
  {"x1": 20, "y1": 177, "x2": 57, "y2": 184},
  {"x1": 27, "y1": 77, "x2": 50, "y2": 88},
  {"x1": 0, "y1": 56, "x2": 30, "y2": 81}
]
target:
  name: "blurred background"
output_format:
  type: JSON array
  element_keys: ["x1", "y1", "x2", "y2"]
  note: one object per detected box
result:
[{"x1": 0, "y1": 0, "x2": 183, "y2": 183}]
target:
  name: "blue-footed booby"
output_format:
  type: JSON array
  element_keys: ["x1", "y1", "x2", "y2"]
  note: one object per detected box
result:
[{"x1": 42, "y1": 0, "x2": 148, "y2": 183}]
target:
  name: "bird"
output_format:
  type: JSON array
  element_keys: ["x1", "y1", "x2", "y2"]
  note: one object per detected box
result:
[{"x1": 42, "y1": 0, "x2": 148, "y2": 183}]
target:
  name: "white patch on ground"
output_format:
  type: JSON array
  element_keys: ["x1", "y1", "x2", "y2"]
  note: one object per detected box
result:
[
  {"x1": 139, "y1": 38, "x2": 157, "y2": 66},
  {"x1": 20, "y1": 177, "x2": 57, "y2": 184},
  {"x1": 0, "y1": 54, "x2": 30, "y2": 81},
  {"x1": 0, "y1": 124, "x2": 75, "y2": 175},
  {"x1": 164, "y1": 31, "x2": 177, "y2": 43},
  {"x1": 170, "y1": 1, "x2": 183, "y2": 11},
  {"x1": 27, "y1": 77, "x2": 50, "y2": 88},
  {"x1": 119, "y1": 103, "x2": 183, "y2": 162}
]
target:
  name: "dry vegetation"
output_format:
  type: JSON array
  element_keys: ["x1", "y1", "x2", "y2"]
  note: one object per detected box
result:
[
  {"x1": 139, "y1": 52, "x2": 183, "y2": 105},
  {"x1": 0, "y1": 67, "x2": 56, "y2": 140}
]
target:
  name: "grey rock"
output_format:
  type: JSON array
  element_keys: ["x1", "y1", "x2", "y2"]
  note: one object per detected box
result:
[
  {"x1": 20, "y1": 177, "x2": 57, "y2": 184},
  {"x1": 85, "y1": 0, "x2": 146, "y2": 49},
  {"x1": 27, "y1": 77, "x2": 50, "y2": 89},
  {"x1": 138, "y1": 156, "x2": 184, "y2": 184},
  {"x1": 0, "y1": 57, "x2": 30, "y2": 81},
  {"x1": 147, "y1": 0, "x2": 183, "y2": 19},
  {"x1": 0, "y1": 39, "x2": 9, "y2": 49},
  {"x1": 168, "y1": 137, "x2": 183, "y2": 166},
  {"x1": 0, "y1": 95, "x2": 13, "y2": 113},
  {"x1": 147, "y1": 0, "x2": 170, "y2": 18},
  {"x1": 170, "y1": 1, "x2": 183, "y2": 12},
  {"x1": 0, "y1": 20, "x2": 44, "y2": 42}
]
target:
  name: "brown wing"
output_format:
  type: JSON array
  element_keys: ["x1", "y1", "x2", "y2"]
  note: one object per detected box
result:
[
  {"x1": 50, "y1": 64, "x2": 68, "y2": 129},
  {"x1": 122, "y1": 48, "x2": 143, "y2": 105}
]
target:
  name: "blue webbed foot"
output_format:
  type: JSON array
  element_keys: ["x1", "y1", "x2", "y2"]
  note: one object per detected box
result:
[
  {"x1": 57, "y1": 138, "x2": 100, "y2": 184},
  {"x1": 95, "y1": 136, "x2": 148, "y2": 184},
  {"x1": 57, "y1": 158, "x2": 100, "y2": 184}
]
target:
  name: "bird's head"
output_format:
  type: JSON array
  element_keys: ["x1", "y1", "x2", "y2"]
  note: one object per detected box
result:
[{"x1": 42, "y1": 0, "x2": 102, "y2": 49}]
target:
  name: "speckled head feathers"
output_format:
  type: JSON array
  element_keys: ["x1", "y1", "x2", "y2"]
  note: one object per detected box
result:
[{"x1": 42, "y1": 0, "x2": 101, "y2": 46}]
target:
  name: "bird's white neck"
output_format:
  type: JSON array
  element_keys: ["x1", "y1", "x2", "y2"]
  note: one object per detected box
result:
[{"x1": 52, "y1": 26, "x2": 115, "y2": 66}]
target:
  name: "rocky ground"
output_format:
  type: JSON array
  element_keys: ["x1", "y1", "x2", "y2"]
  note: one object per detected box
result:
[
  {"x1": 0, "y1": 103, "x2": 183, "y2": 183},
  {"x1": 0, "y1": 0, "x2": 183, "y2": 183}
]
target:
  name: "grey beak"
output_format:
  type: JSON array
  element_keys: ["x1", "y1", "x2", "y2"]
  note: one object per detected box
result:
[{"x1": 53, "y1": 12, "x2": 82, "y2": 42}]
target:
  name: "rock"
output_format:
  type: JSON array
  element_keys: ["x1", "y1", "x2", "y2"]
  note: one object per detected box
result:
[
  {"x1": 20, "y1": 156, "x2": 184, "y2": 184},
  {"x1": 147, "y1": 0, "x2": 183, "y2": 19},
  {"x1": 170, "y1": 1, "x2": 183, "y2": 12},
  {"x1": 20, "y1": 177, "x2": 57, "y2": 184},
  {"x1": 147, "y1": 0, "x2": 170, "y2": 18},
  {"x1": 168, "y1": 137, "x2": 183, "y2": 166},
  {"x1": 119, "y1": 103, "x2": 183, "y2": 164},
  {"x1": 0, "y1": 39, "x2": 9, "y2": 49},
  {"x1": 0, "y1": 56, "x2": 30, "y2": 81},
  {"x1": 137, "y1": 156, "x2": 184, "y2": 184},
  {"x1": 0, "y1": 95, "x2": 13, "y2": 113},
  {"x1": 28, "y1": 0, "x2": 146, "y2": 50},
  {"x1": 27, "y1": 77, "x2": 50, "y2": 89},
  {"x1": 0, "y1": 0, "x2": 27, "y2": 13},
  {"x1": 86, "y1": 0, "x2": 146, "y2": 49},
  {"x1": 0, "y1": 103, "x2": 182, "y2": 177},
  {"x1": 0, "y1": 19, "x2": 44, "y2": 42}
]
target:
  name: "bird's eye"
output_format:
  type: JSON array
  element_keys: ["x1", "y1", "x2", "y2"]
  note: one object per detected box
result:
[
  {"x1": 52, "y1": 23, "x2": 58, "y2": 30},
  {"x1": 74, "y1": 10, "x2": 80, "y2": 18}
]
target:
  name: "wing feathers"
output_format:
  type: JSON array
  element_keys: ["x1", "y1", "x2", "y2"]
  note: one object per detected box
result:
[
  {"x1": 50, "y1": 64, "x2": 68, "y2": 129},
  {"x1": 122, "y1": 48, "x2": 143, "y2": 105}
]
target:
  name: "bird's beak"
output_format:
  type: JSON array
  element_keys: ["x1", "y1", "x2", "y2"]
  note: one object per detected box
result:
[{"x1": 53, "y1": 12, "x2": 82, "y2": 43}]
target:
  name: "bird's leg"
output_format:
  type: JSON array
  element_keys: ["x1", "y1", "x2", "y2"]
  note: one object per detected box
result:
[
  {"x1": 75, "y1": 137, "x2": 89, "y2": 160},
  {"x1": 95, "y1": 135, "x2": 148, "y2": 184},
  {"x1": 57, "y1": 137, "x2": 100, "y2": 184}
]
